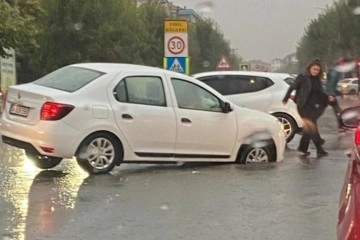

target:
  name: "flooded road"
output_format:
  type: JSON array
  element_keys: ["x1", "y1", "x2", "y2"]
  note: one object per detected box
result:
[{"x1": 0, "y1": 97, "x2": 358, "y2": 240}]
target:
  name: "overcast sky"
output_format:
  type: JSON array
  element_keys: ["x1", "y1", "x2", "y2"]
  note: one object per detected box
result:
[{"x1": 173, "y1": 0, "x2": 336, "y2": 62}]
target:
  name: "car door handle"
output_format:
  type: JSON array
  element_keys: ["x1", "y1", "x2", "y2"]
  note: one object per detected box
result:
[
  {"x1": 122, "y1": 114, "x2": 133, "y2": 119},
  {"x1": 181, "y1": 118, "x2": 191, "y2": 123}
]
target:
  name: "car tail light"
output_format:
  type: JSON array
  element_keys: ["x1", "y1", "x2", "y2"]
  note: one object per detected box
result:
[
  {"x1": 355, "y1": 127, "x2": 360, "y2": 145},
  {"x1": 40, "y1": 101, "x2": 74, "y2": 121}
]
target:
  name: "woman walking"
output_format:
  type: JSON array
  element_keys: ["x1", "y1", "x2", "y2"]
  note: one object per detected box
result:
[{"x1": 283, "y1": 58, "x2": 329, "y2": 158}]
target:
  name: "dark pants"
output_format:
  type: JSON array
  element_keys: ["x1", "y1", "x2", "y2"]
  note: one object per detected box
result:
[{"x1": 297, "y1": 107, "x2": 324, "y2": 152}]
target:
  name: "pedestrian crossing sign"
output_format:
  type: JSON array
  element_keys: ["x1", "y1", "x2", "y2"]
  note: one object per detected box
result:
[{"x1": 163, "y1": 57, "x2": 189, "y2": 75}]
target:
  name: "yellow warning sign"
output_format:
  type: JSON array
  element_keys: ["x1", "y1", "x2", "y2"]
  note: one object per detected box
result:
[{"x1": 164, "y1": 20, "x2": 188, "y2": 33}]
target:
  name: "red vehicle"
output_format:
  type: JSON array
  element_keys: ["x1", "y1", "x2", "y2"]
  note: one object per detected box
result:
[{"x1": 338, "y1": 106, "x2": 360, "y2": 239}]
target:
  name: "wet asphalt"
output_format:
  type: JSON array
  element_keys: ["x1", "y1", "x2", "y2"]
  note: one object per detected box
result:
[{"x1": 0, "y1": 96, "x2": 359, "y2": 240}]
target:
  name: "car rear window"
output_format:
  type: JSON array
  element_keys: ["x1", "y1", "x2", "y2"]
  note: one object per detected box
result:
[{"x1": 34, "y1": 66, "x2": 104, "y2": 92}]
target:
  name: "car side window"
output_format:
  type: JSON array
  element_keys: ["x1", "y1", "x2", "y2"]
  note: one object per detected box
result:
[
  {"x1": 284, "y1": 77, "x2": 295, "y2": 85},
  {"x1": 113, "y1": 76, "x2": 166, "y2": 106},
  {"x1": 199, "y1": 75, "x2": 273, "y2": 95},
  {"x1": 171, "y1": 78, "x2": 222, "y2": 112}
]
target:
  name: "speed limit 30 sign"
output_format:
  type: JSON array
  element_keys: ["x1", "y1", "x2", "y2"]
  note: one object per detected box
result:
[
  {"x1": 164, "y1": 20, "x2": 188, "y2": 57},
  {"x1": 167, "y1": 36, "x2": 185, "y2": 55}
]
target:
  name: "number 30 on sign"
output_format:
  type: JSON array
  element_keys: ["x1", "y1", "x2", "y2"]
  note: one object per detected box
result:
[{"x1": 167, "y1": 36, "x2": 185, "y2": 55}]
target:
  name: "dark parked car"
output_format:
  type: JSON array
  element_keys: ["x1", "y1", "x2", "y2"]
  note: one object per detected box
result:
[{"x1": 338, "y1": 106, "x2": 360, "y2": 239}]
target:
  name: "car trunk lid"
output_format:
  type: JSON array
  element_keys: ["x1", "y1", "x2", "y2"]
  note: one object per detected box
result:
[{"x1": 4, "y1": 83, "x2": 69, "y2": 125}]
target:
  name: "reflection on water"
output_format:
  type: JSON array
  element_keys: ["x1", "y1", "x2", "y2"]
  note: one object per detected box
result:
[
  {"x1": 0, "y1": 145, "x2": 36, "y2": 240},
  {"x1": 0, "y1": 144, "x2": 88, "y2": 240}
]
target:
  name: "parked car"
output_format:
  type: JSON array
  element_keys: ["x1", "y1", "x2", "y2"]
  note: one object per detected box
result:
[
  {"x1": 337, "y1": 77, "x2": 359, "y2": 95},
  {"x1": 337, "y1": 106, "x2": 360, "y2": 239},
  {"x1": 192, "y1": 71, "x2": 303, "y2": 142},
  {"x1": 0, "y1": 63, "x2": 286, "y2": 174}
]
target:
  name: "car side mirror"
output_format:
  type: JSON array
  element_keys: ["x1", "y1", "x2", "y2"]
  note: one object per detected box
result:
[
  {"x1": 339, "y1": 106, "x2": 360, "y2": 128},
  {"x1": 221, "y1": 101, "x2": 232, "y2": 113}
]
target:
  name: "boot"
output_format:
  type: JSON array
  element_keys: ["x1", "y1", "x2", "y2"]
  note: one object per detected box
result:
[{"x1": 317, "y1": 147, "x2": 328, "y2": 158}]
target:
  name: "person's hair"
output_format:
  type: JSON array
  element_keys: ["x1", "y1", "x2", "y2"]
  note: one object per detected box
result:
[{"x1": 306, "y1": 58, "x2": 323, "y2": 77}]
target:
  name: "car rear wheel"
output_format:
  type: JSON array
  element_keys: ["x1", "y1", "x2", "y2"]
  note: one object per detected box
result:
[
  {"x1": 239, "y1": 145, "x2": 275, "y2": 164},
  {"x1": 272, "y1": 113, "x2": 297, "y2": 143},
  {"x1": 76, "y1": 133, "x2": 122, "y2": 174},
  {"x1": 25, "y1": 150, "x2": 62, "y2": 169}
]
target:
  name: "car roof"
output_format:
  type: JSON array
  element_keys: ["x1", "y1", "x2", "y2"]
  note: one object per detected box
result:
[
  {"x1": 70, "y1": 63, "x2": 176, "y2": 75},
  {"x1": 192, "y1": 71, "x2": 292, "y2": 82},
  {"x1": 339, "y1": 77, "x2": 358, "y2": 82},
  {"x1": 192, "y1": 71, "x2": 291, "y2": 78}
]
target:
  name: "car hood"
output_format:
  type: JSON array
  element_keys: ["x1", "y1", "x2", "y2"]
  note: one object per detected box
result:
[{"x1": 232, "y1": 104, "x2": 278, "y2": 123}]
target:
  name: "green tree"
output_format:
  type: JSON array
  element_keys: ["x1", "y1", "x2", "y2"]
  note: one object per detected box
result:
[
  {"x1": 18, "y1": 0, "x2": 144, "y2": 81},
  {"x1": 16, "y1": 0, "x2": 240, "y2": 82},
  {"x1": 137, "y1": 0, "x2": 169, "y2": 67},
  {"x1": 190, "y1": 18, "x2": 241, "y2": 74},
  {"x1": 297, "y1": 0, "x2": 360, "y2": 71},
  {"x1": 0, "y1": 0, "x2": 42, "y2": 57}
]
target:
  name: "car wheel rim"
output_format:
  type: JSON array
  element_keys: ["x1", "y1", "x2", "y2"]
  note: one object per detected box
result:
[
  {"x1": 277, "y1": 117, "x2": 292, "y2": 139},
  {"x1": 86, "y1": 138, "x2": 115, "y2": 170},
  {"x1": 245, "y1": 148, "x2": 269, "y2": 163}
]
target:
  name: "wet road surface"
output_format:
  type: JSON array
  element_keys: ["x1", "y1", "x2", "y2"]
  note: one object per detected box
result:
[{"x1": 0, "y1": 97, "x2": 358, "y2": 240}]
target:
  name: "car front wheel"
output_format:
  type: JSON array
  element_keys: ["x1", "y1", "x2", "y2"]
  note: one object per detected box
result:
[
  {"x1": 239, "y1": 145, "x2": 275, "y2": 164},
  {"x1": 76, "y1": 133, "x2": 122, "y2": 174}
]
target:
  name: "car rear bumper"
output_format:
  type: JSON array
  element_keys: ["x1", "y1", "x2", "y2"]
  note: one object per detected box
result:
[{"x1": 0, "y1": 116, "x2": 80, "y2": 157}]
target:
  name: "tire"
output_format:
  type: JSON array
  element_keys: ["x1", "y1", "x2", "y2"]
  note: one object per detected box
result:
[
  {"x1": 272, "y1": 113, "x2": 297, "y2": 143},
  {"x1": 239, "y1": 144, "x2": 275, "y2": 164},
  {"x1": 76, "y1": 132, "x2": 122, "y2": 174},
  {"x1": 25, "y1": 150, "x2": 62, "y2": 169},
  {"x1": 349, "y1": 89, "x2": 356, "y2": 95}
]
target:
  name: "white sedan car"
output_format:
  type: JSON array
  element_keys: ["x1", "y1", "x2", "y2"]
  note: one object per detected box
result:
[
  {"x1": 0, "y1": 63, "x2": 286, "y2": 174},
  {"x1": 192, "y1": 71, "x2": 303, "y2": 142}
]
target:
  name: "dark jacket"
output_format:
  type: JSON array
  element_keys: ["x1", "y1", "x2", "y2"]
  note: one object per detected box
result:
[
  {"x1": 283, "y1": 73, "x2": 311, "y2": 109},
  {"x1": 283, "y1": 73, "x2": 328, "y2": 112}
]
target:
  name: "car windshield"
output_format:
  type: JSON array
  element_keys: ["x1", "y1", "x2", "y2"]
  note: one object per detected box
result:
[{"x1": 34, "y1": 66, "x2": 104, "y2": 92}]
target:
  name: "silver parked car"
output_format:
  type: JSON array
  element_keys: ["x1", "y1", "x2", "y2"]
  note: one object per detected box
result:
[{"x1": 337, "y1": 77, "x2": 359, "y2": 95}]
